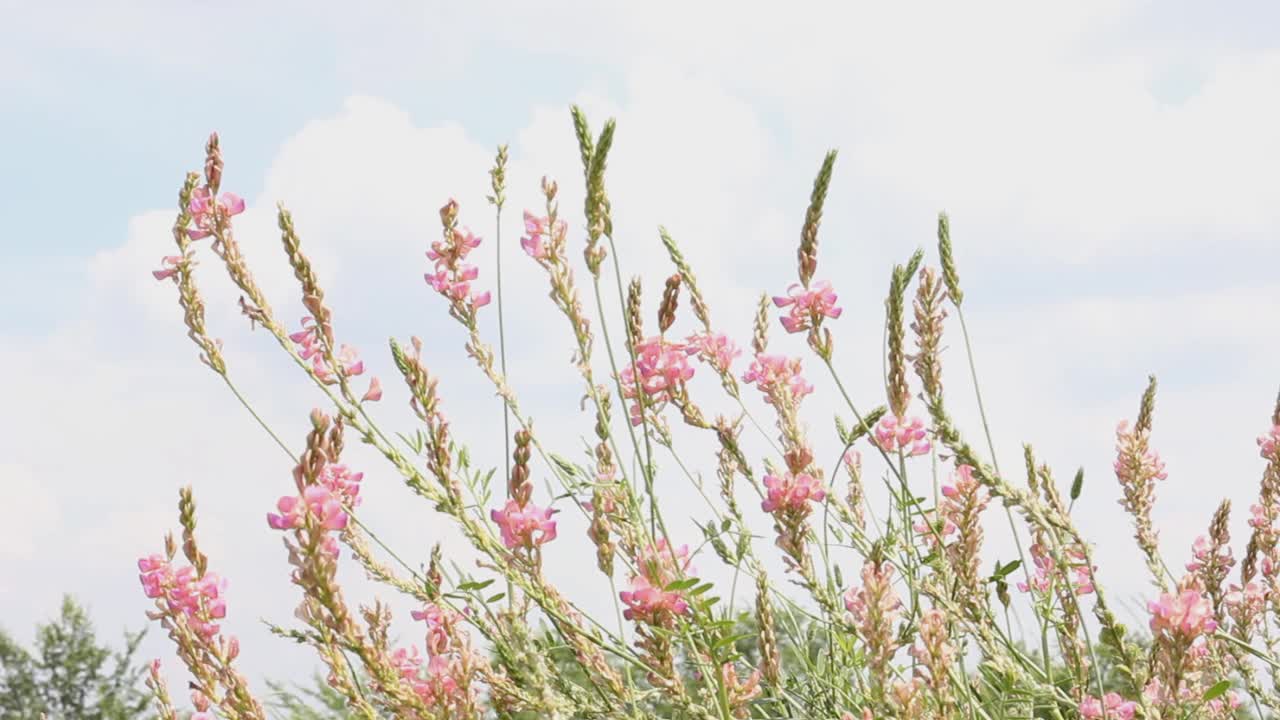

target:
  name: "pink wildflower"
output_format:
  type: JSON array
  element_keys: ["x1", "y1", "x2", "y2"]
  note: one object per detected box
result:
[
  {"x1": 621, "y1": 540, "x2": 695, "y2": 623},
  {"x1": 411, "y1": 602, "x2": 463, "y2": 656},
  {"x1": 1259, "y1": 424, "x2": 1280, "y2": 460},
  {"x1": 619, "y1": 575, "x2": 692, "y2": 622},
  {"x1": 186, "y1": 187, "x2": 245, "y2": 240},
  {"x1": 361, "y1": 376, "x2": 383, "y2": 402},
  {"x1": 762, "y1": 472, "x2": 826, "y2": 513},
  {"x1": 912, "y1": 510, "x2": 957, "y2": 546},
  {"x1": 773, "y1": 280, "x2": 842, "y2": 334},
  {"x1": 151, "y1": 255, "x2": 183, "y2": 282},
  {"x1": 1078, "y1": 692, "x2": 1137, "y2": 719},
  {"x1": 1017, "y1": 543, "x2": 1095, "y2": 596},
  {"x1": 290, "y1": 317, "x2": 365, "y2": 384},
  {"x1": 426, "y1": 203, "x2": 491, "y2": 311},
  {"x1": 742, "y1": 353, "x2": 813, "y2": 406},
  {"x1": 1186, "y1": 534, "x2": 1234, "y2": 574},
  {"x1": 1114, "y1": 420, "x2": 1168, "y2": 485},
  {"x1": 490, "y1": 499, "x2": 557, "y2": 550},
  {"x1": 685, "y1": 332, "x2": 741, "y2": 374},
  {"x1": 267, "y1": 485, "x2": 350, "y2": 532},
  {"x1": 873, "y1": 414, "x2": 931, "y2": 456},
  {"x1": 137, "y1": 556, "x2": 229, "y2": 641},
  {"x1": 1148, "y1": 589, "x2": 1217, "y2": 639},
  {"x1": 620, "y1": 336, "x2": 695, "y2": 425},
  {"x1": 520, "y1": 211, "x2": 567, "y2": 261}
]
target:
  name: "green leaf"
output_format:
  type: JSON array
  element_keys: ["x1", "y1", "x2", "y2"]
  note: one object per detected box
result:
[
  {"x1": 1070, "y1": 467, "x2": 1084, "y2": 500},
  {"x1": 486, "y1": 593, "x2": 506, "y2": 604},
  {"x1": 457, "y1": 579, "x2": 496, "y2": 592},
  {"x1": 1202, "y1": 680, "x2": 1231, "y2": 702},
  {"x1": 992, "y1": 560, "x2": 1022, "y2": 580},
  {"x1": 665, "y1": 578, "x2": 700, "y2": 591}
]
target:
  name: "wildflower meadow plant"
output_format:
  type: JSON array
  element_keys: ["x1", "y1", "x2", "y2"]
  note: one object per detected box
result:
[{"x1": 138, "y1": 115, "x2": 1280, "y2": 720}]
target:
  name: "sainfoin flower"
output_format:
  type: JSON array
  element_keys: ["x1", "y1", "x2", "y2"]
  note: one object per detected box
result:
[
  {"x1": 873, "y1": 415, "x2": 931, "y2": 456},
  {"x1": 742, "y1": 353, "x2": 814, "y2": 406},
  {"x1": 490, "y1": 499, "x2": 557, "y2": 550},
  {"x1": 1078, "y1": 692, "x2": 1137, "y2": 719},
  {"x1": 426, "y1": 205, "x2": 491, "y2": 310},
  {"x1": 137, "y1": 556, "x2": 229, "y2": 641},
  {"x1": 290, "y1": 316, "x2": 366, "y2": 384},
  {"x1": 151, "y1": 255, "x2": 184, "y2": 282},
  {"x1": 1186, "y1": 533, "x2": 1234, "y2": 574},
  {"x1": 685, "y1": 332, "x2": 741, "y2": 374},
  {"x1": 762, "y1": 472, "x2": 826, "y2": 513},
  {"x1": 620, "y1": 336, "x2": 695, "y2": 424},
  {"x1": 520, "y1": 210, "x2": 567, "y2": 261},
  {"x1": 621, "y1": 540, "x2": 695, "y2": 623},
  {"x1": 1148, "y1": 589, "x2": 1217, "y2": 638},
  {"x1": 1259, "y1": 424, "x2": 1280, "y2": 460},
  {"x1": 1018, "y1": 543, "x2": 1095, "y2": 596},
  {"x1": 267, "y1": 485, "x2": 350, "y2": 532},
  {"x1": 187, "y1": 187, "x2": 245, "y2": 240},
  {"x1": 773, "y1": 280, "x2": 842, "y2": 334}
]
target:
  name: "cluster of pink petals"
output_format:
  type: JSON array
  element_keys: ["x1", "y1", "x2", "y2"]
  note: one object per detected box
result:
[
  {"x1": 490, "y1": 499, "x2": 557, "y2": 550},
  {"x1": 1017, "y1": 543, "x2": 1095, "y2": 596},
  {"x1": 152, "y1": 255, "x2": 185, "y2": 283},
  {"x1": 1148, "y1": 588, "x2": 1217, "y2": 639},
  {"x1": 1078, "y1": 692, "x2": 1137, "y2": 719},
  {"x1": 1186, "y1": 534, "x2": 1234, "y2": 574},
  {"x1": 940, "y1": 465, "x2": 989, "y2": 510},
  {"x1": 411, "y1": 602, "x2": 464, "y2": 655},
  {"x1": 427, "y1": 226, "x2": 481, "y2": 267},
  {"x1": 267, "y1": 485, "x2": 350, "y2": 533},
  {"x1": 912, "y1": 510, "x2": 957, "y2": 545},
  {"x1": 389, "y1": 646, "x2": 462, "y2": 707},
  {"x1": 843, "y1": 566, "x2": 903, "y2": 623},
  {"x1": 137, "y1": 556, "x2": 229, "y2": 641},
  {"x1": 773, "y1": 280, "x2": 842, "y2": 334},
  {"x1": 684, "y1": 332, "x2": 741, "y2": 374},
  {"x1": 425, "y1": 222, "x2": 491, "y2": 309},
  {"x1": 316, "y1": 463, "x2": 364, "y2": 507},
  {"x1": 621, "y1": 540, "x2": 695, "y2": 623},
  {"x1": 619, "y1": 575, "x2": 692, "y2": 622},
  {"x1": 190, "y1": 690, "x2": 215, "y2": 720},
  {"x1": 520, "y1": 211, "x2": 568, "y2": 261},
  {"x1": 761, "y1": 471, "x2": 826, "y2": 513},
  {"x1": 742, "y1": 353, "x2": 814, "y2": 406},
  {"x1": 1113, "y1": 420, "x2": 1168, "y2": 484},
  {"x1": 187, "y1": 187, "x2": 245, "y2": 241},
  {"x1": 620, "y1": 336, "x2": 695, "y2": 424},
  {"x1": 426, "y1": 265, "x2": 491, "y2": 308},
  {"x1": 290, "y1": 317, "x2": 368, "y2": 386},
  {"x1": 873, "y1": 415, "x2": 931, "y2": 456},
  {"x1": 1259, "y1": 424, "x2": 1280, "y2": 460},
  {"x1": 1225, "y1": 580, "x2": 1267, "y2": 617}
]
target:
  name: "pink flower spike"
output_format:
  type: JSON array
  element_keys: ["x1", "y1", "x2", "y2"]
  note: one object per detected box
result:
[
  {"x1": 1147, "y1": 588, "x2": 1217, "y2": 639},
  {"x1": 873, "y1": 414, "x2": 932, "y2": 457},
  {"x1": 1259, "y1": 424, "x2": 1280, "y2": 460},
  {"x1": 773, "y1": 280, "x2": 842, "y2": 334},
  {"x1": 761, "y1": 472, "x2": 826, "y2": 513},
  {"x1": 1079, "y1": 693, "x2": 1137, "y2": 719},
  {"x1": 220, "y1": 192, "x2": 245, "y2": 216},
  {"x1": 362, "y1": 377, "x2": 383, "y2": 402},
  {"x1": 490, "y1": 500, "x2": 558, "y2": 550},
  {"x1": 152, "y1": 255, "x2": 183, "y2": 282}
]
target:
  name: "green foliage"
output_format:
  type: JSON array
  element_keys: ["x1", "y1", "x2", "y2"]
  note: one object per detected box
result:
[
  {"x1": 266, "y1": 675, "x2": 355, "y2": 720},
  {"x1": 0, "y1": 596, "x2": 150, "y2": 720}
]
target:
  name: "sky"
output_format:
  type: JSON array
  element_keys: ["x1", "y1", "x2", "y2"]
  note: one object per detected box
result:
[{"x1": 3, "y1": 0, "x2": 1280, "y2": 700}]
